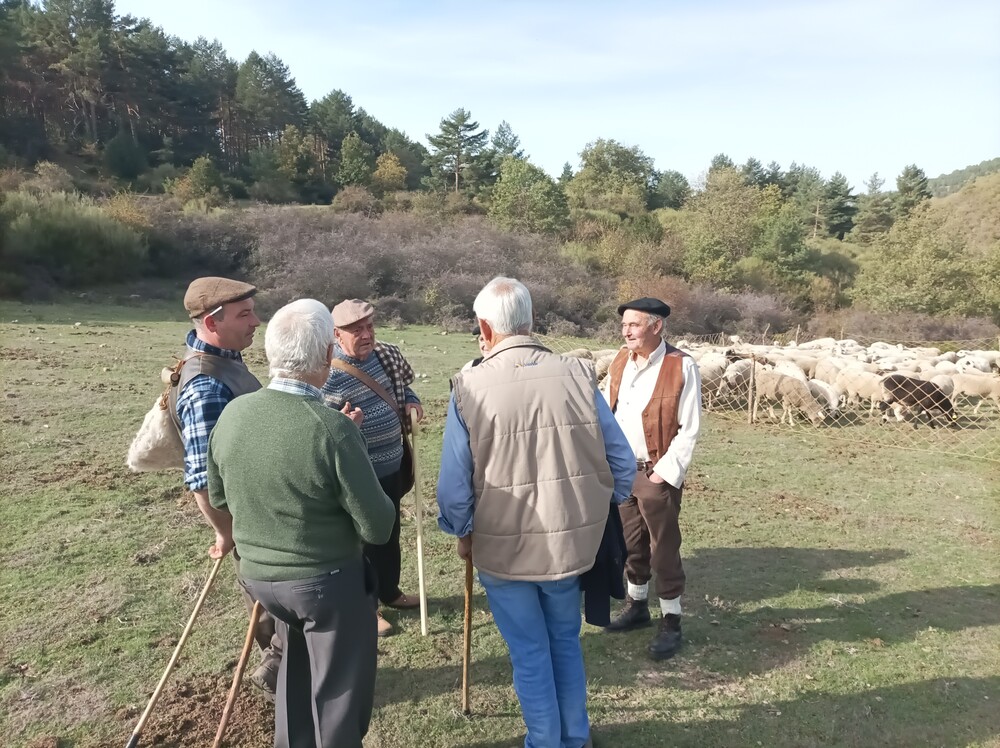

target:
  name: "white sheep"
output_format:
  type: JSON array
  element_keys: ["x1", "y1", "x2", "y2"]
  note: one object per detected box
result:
[
  {"x1": 808, "y1": 378, "x2": 842, "y2": 414},
  {"x1": 950, "y1": 372, "x2": 1000, "y2": 414},
  {"x1": 835, "y1": 368, "x2": 883, "y2": 414},
  {"x1": 753, "y1": 370, "x2": 826, "y2": 426}
]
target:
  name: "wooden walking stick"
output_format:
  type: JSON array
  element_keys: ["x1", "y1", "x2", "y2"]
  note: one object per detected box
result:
[
  {"x1": 125, "y1": 556, "x2": 224, "y2": 748},
  {"x1": 462, "y1": 556, "x2": 473, "y2": 716},
  {"x1": 212, "y1": 601, "x2": 263, "y2": 748},
  {"x1": 410, "y1": 409, "x2": 429, "y2": 636}
]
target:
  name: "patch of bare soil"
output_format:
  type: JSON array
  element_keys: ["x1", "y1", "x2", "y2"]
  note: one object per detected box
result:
[
  {"x1": 769, "y1": 492, "x2": 841, "y2": 521},
  {"x1": 131, "y1": 675, "x2": 273, "y2": 747},
  {"x1": 24, "y1": 738, "x2": 60, "y2": 748}
]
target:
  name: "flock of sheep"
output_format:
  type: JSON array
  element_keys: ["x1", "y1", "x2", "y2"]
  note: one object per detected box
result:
[{"x1": 566, "y1": 337, "x2": 1000, "y2": 429}]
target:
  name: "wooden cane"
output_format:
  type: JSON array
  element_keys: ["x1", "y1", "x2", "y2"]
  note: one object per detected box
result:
[
  {"x1": 462, "y1": 556, "x2": 473, "y2": 715},
  {"x1": 410, "y1": 409, "x2": 429, "y2": 637},
  {"x1": 125, "y1": 556, "x2": 224, "y2": 748},
  {"x1": 212, "y1": 601, "x2": 263, "y2": 748}
]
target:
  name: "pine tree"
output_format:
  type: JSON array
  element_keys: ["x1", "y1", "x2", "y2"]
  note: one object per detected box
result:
[
  {"x1": 424, "y1": 108, "x2": 489, "y2": 193},
  {"x1": 895, "y1": 164, "x2": 931, "y2": 219},
  {"x1": 851, "y1": 173, "x2": 894, "y2": 244},
  {"x1": 823, "y1": 172, "x2": 858, "y2": 240}
]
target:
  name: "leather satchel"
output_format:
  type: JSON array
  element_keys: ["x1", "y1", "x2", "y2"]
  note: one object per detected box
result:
[{"x1": 329, "y1": 359, "x2": 416, "y2": 495}]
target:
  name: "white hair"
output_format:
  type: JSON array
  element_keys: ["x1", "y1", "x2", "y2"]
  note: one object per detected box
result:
[
  {"x1": 473, "y1": 277, "x2": 533, "y2": 335},
  {"x1": 265, "y1": 299, "x2": 334, "y2": 378},
  {"x1": 645, "y1": 313, "x2": 664, "y2": 329}
]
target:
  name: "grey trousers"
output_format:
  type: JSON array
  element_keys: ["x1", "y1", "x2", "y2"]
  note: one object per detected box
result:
[
  {"x1": 243, "y1": 556, "x2": 378, "y2": 748},
  {"x1": 233, "y1": 553, "x2": 282, "y2": 660}
]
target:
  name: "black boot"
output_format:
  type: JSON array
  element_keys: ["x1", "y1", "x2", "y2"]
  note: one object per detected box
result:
[
  {"x1": 648, "y1": 614, "x2": 682, "y2": 660},
  {"x1": 604, "y1": 595, "x2": 651, "y2": 632}
]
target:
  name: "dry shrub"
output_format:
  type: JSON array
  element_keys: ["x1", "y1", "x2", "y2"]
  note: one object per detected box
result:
[
  {"x1": 331, "y1": 185, "x2": 381, "y2": 215},
  {"x1": 102, "y1": 191, "x2": 151, "y2": 232},
  {"x1": 807, "y1": 308, "x2": 1000, "y2": 342},
  {"x1": 617, "y1": 274, "x2": 798, "y2": 337}
]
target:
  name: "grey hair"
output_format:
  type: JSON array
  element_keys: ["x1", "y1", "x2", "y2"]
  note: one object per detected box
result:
[
  {"x1": 265, "y1": 299, "x2": 334, "y2": 378},
  {"x1": 473, "y1": 277, "x2": 533, "y2": 335},
  {"x1": 645, "y1": 313, "x2": 664, "y2": 329}
]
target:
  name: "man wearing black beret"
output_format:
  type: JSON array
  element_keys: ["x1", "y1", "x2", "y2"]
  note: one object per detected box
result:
[{"x1": 600, "y1": 297, "x2": 702, "y2": 660}]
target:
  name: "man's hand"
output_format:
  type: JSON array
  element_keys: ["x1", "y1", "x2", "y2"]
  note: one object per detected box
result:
[
  {"x1": 209, "y1": 531, "x2": 234, "y2": 559},
  {"x1": 457, "y1": 534, "x2": 472, "y2": 562},
  {"x1": 405, "y1": 402, "x2": 424, "y2": 423},
  {"x1": 340, "y1": 401, "x2": 364, "y2": 426},
  {"x1": 647, "y1": 472, "x2": 666, "y2": 485}
]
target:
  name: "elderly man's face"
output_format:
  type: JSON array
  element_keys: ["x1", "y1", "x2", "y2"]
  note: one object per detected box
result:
[
  {"x1": 211, "y1": 297, "x2": 260, "y2": 351},
  {"x1": 621, "y1": 309, "x2": 662, "y2": 355},
  {"x1": 336, "y1": 315, "x2": 376, "y2": 360}
]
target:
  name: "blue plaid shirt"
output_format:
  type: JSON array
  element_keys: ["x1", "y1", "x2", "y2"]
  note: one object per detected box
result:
[
  {"x1": 177, "y1": 331, "x2": 245, "y2": 491},
  {"x1": 268, "y1": 377, "x2": 323, "y2": 400}
]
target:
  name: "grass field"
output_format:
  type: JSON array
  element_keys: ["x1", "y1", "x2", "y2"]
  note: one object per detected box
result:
[{"x1": 1, "y1": 294, "x2": 998, "y2": 748}]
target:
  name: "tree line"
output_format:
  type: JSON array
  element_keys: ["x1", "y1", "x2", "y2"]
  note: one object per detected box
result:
[{"x1": 1, "y1": 0, "x2": 998, "y2": 324}]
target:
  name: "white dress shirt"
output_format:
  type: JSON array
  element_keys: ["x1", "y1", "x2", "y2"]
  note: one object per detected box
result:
[{"x1": 601, "y1": 341, "x2": 702, "y2": 489}]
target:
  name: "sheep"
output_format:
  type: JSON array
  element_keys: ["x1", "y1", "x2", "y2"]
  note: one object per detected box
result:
[
  {"x1": 950, "y1": 372, "x2": 1000, "y2": 414},
  {"x1": 808, "y1": 378, "x2": 842, "y2": 414},
  {"x1": 835, "y1": 368, "x2": 883, "y2": 414},
  {"x1": 814, "y1": 357, "x2": 847, "y2": 385},
  {"x1": 563, "y1": 348, "x2": 594, "y2": 360},
  {"x1": 753, "y1": 369, "x2": 826, "y2": 426},
  {"x1": 956, "y1": 356, "x2": 991, "y2": 375},
  {"x1": 878, "y1": 373, "x2": 955, "y2": 428},
  {"x1": 773, "y1": 359, "x2": 810, "y2": 384},
  {"x1": 696, "y1": 359, "x2": 727, "y2": 409}
]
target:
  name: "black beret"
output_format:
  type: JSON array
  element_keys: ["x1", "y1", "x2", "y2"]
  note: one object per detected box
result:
[{"x1": 616, "y1": 297, "x2": 671, "y2": 319}]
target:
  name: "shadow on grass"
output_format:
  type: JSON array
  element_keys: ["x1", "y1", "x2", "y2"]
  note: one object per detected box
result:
[{"x1": 461, "y1": 676, "x2": 1000, "y2": 748}]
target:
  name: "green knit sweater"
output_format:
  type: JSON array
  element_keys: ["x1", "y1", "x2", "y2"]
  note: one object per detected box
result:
[{"x1": 207, "y1": 388, "x2": 395, "y2": 582}]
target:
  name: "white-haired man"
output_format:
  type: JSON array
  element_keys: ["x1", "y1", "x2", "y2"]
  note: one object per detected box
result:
[
  {"x1": 602, "y1": 297, "x2": 702, "y2": 662},
  {"x1": 437, "y1": 277, "x2": 635, "y2": 748},
  {"x1": 207, "y1": 299, "x2": 395, "y2": 748}
]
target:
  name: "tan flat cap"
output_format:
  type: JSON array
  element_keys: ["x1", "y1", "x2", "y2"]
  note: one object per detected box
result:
[
  {"x1": 332, "y1": 299, "x2": 375, "y2": 328},
  {"x1": 184, "y1": 277, "x2": 257, "y2": 318}
]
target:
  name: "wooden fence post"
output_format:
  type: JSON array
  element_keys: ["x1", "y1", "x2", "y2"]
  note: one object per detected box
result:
[{"x1": 747, "y1": 354, "x2": 756, "y2": 425}]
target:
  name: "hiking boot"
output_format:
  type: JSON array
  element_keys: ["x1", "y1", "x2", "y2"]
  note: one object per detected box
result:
[
  {"x1": 249, "y1": 655, "x2": 279, "y2": 702},
  {"x1": 377, "y1": 610, "x2": 394, "y2": 637},
  {"x1": 648, "y1": 614, "x2": 682, "y2": 661},
  {"x1": 604, "y1": 596, "x2": 651, "y2": 632}
]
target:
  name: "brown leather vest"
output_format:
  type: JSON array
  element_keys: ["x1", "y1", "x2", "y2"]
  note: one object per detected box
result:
[
  {"x1": 607, "y1": 343, "x2": 687, "y2": 464},
  {"x1": 168, "y1": 344, "x2": 262, "y2": 431}
]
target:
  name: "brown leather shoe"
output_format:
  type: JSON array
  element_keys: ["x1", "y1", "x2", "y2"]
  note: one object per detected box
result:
[
  {"x1": 385, "y1": 593, "x2": 421, "y2": 610},
  {"x1": 377, "y1": 611, "x2": 394, "y2": 637},
  {"x1": 648, "y1": 614, "x2": 682, "y2": 660}
]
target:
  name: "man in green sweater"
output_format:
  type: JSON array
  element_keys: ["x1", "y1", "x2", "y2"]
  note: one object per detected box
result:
[{"x1": 207, "y1": 298, "x2": 395, "y2": 748}]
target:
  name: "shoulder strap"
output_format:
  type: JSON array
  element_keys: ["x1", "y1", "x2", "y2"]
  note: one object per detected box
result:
[{"x1": 329, "y1": 359, "x2": 406, "y2": 428}]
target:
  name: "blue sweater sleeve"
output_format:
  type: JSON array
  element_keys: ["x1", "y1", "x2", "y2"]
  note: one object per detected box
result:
[
  {"x1": 436, "y1": 394, "x2": 476, "y2": 537},
  {"x1": 595, "y1": 387, "x2": 637, "y2": 503}
]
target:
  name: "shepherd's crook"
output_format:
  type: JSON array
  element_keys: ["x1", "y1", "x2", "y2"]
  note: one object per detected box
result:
[
  {"x1": 410, "y1": 409, "x2": 429, "y2": 636},
  {"x1": 462, "y1": 556, "x2": 473, "y2": 716},
  {"x1": 125, "y1": 556, "x2": 224, "y2": 748},
  {"x1": 212, "y1": 601, "x2": 263, "y2": 748}
]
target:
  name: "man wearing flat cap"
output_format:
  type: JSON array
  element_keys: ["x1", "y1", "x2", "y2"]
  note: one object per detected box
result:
[
  {"x1": 170, "y1": 276, "x2": 282, "y2": 697},
  {"x1": 322, "y1": 299, "x2": 424, "y2": 637},
  {"x1": 600, "y1": 297, "x2": 702, "y2": 660}
]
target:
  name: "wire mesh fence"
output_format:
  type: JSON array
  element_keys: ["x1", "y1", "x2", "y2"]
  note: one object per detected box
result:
[{"x1": 536, "y1": 331, "x2": 1000, "y2": 464}]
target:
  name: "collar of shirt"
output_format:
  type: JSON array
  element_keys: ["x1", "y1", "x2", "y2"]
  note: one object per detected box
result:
[
  {"x1": 186, "y1": 330, "x2": 244, "y2": 361},
  {"x1": 627, "y1": 339, "x2": 667, "y2": 373},
  {"x1": 268, "y1": 377, "x2": 323, "y2": 400}
]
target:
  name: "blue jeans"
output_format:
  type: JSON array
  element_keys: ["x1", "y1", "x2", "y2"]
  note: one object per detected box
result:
[{"x1": 478, "y1": 572, "x2": 590, "y2": 748}]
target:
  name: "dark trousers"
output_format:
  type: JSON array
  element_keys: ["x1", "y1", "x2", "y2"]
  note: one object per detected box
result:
[
  {"x1": 233, "y1": 553, "x2": 283, "y2": 661},
  {"x1": 364, "y1": 470, "x2": 405, "y2": 605},
  {"x1": 618, "y1": 470, "x2": 686, "y2": 601},
  {"x1": 243, "y1": 557, "x2": 378, "y2": 748}
]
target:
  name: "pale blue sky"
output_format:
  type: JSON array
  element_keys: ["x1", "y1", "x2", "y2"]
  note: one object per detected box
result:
[{"x1": 114, "y1": 0, "x2": 1000, "y2": 190}]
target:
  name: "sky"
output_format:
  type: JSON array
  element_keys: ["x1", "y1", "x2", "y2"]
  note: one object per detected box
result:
[{"x1": 112, "y1": 0, "x2": 1000, "y2": 190}]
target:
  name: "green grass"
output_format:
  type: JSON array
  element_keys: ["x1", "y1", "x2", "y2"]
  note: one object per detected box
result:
[{"x1": 1, "y1": 295, "x2": 998, "y2": 747}]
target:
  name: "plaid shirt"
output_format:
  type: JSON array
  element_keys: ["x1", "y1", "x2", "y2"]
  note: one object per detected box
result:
[
  {"x1": 373, "y1": 342, "x2": 420, "y2": 429},
  {"x1": 176, "y1": 331, "x2": 243, "y2": 491},
  {"x1": 268, "y1": 377, "x2": 323, "y2": 400}
]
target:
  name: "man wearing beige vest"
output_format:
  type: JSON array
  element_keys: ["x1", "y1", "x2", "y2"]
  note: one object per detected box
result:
[
  {"x1": 602, "y1": 297, "x2": 702, "y2": 661},
  {"x1": 437, "y1": 277, "x2": 635, "y2": 748}
]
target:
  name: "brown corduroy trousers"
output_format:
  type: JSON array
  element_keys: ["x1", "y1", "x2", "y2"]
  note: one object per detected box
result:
[{"x1": 618, "y1": 470, "x2": 686, "y2": 601}]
